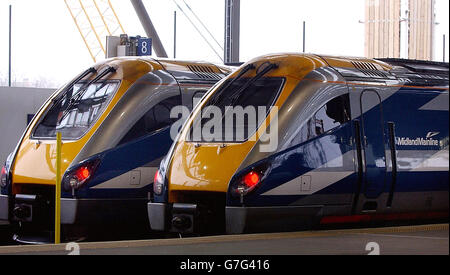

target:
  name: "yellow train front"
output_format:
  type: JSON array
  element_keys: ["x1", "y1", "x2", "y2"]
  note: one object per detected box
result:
[
  {"x1": 149, "y1": 53, "x2": 449, "y2": 234},
  {"x1": 0, "y1": 57, "x2": 230, "y2": 243}
]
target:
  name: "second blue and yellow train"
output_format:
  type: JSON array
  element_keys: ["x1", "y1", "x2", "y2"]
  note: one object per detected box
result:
[{"x1": 148, "y1": 53, "x2": 449, "y2": 234}]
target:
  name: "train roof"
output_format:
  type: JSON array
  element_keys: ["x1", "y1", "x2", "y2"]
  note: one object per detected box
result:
[
  {"x1": 154, "y1": 58, "x2": 233, "y2": 84},
  {"x1": 92, "y1": 56, "x2": 233, "y2": 85},
  {"x1": 377, "y1": 58, "x2": 449, "y2": 74},
  {"x1": 313, "y1": 55, "x2": 448, "y2": 87},
  {"x1": 244, "y1": 53, "x2": 448, "y2": 88},
  {"x1": 100, "y1": 54, "x2": 448, "y2": 88},
  {"x1": 376, "y1": 58, "x2": 449, "y2": 87}
]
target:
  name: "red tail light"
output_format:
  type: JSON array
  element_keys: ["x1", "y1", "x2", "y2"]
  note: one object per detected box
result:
[
  {"x1": 153, "y1": 169, "x2": 164, "y2": 195},
  {"x1": 62, "y1": 159, "x2": 100, "y2": 192},
  {"x1": 76, "y1": 167, "x2": 90, "y2": 181},
  {"x1": 243, "y1": 172, "x2": 260, "y2": 188},
  {"x1": 232, "y1": 170, "x2": 262, "y2": 197},
  {"x1": 230, "y1": 163, "x2": 270, "y2": 200},
  {"x1": 154, "y1": 170, "x2": 160, "y2": 183},
  {"x1": 1, "y1": 166, "x2": 7, "y2": 187}
]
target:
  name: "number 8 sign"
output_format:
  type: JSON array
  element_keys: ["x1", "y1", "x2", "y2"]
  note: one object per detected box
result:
[{"x1": 138, "y1": 38, "x2": 152, "y2": 56}]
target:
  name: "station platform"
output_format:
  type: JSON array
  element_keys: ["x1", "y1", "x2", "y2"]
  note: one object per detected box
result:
[{"x1": 0, "y1": 224, "x2": 447, "y2": 255}]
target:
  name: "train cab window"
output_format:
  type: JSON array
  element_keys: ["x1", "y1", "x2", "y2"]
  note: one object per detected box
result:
[
  {"x1": 33, "y1": 81, "x2": 119, "y2": 139},
  {"x1": 301, "y1": 94, "x2": 350, "y2": 142},
  {"x1": 188, "y1": 77, "x2": 285, "y2": 142},
  {"x1": 119, "y1": 95, "x2": 182, "y2": 145}
]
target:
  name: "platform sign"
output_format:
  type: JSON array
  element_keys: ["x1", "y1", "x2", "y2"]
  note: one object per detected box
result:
[{"x1": 137, "y1": 38, "x2": 152, "y2": 56}]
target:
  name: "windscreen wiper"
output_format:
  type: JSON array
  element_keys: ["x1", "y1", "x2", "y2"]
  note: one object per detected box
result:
[
  {"x1": 206, "y1": 64, "x2": 256, "y2": 108},
  {"x1": 213, "y1": 63, "x2": 278, "y2": 143},
  {"x1": 52, "y1": 67, "x2": 97, "y2": 104},
  {"x1": 219, "y1": 63, "x2": 256, "y2": 94},
  {"x1": 70, "y1": 66, "x2": 117, "y2": 104},
  {"x1": 191, "y1": 64, "x2": 256, "y2": 144},
  {"x1": 59, "y1": 66, "x2": 116, "y2": 122},
  {"x1": 228, "y1": 63, "x2": 278, "y2": 105}
]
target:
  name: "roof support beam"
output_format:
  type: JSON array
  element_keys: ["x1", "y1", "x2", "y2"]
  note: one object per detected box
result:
[
  {"x1": 224, "y1": 0, "x2": 240, "y2": 64},
  {"x1": 130, "y1": 0, "x2": 168, "y2": 58}
]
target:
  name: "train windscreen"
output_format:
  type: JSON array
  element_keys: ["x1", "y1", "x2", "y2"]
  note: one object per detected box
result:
[
  {"x1": 32, "y1": 81, "x2": 119, "y2": 139},
  {"x1": 188, "y1": 77, "x2": 285, "y2": 143}
]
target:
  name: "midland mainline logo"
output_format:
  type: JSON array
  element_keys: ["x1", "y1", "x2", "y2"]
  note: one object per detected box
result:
[{"x1": 396, "y1": 132, "x2": 440, "y2": 147}]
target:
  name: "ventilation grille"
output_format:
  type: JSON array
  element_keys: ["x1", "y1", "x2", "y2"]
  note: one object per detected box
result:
[
  {"x1": 187, "y1": 65, "x2": 222, "y2": 80},
  {"x1": 351, "y1": 61, "x2": 388, "y2": 78}
]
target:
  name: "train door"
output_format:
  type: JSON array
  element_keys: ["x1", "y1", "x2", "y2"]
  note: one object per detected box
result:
[{"x1": 359, "y1": 89, "x2": 387, "y2": 200}]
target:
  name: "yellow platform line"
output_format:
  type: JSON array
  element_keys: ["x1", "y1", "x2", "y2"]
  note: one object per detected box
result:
[{"x1": 0, "y1": 223, "x2": 447, "y2": 254}]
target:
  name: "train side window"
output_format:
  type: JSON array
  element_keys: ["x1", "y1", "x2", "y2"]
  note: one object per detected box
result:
[
  {"x1": 312, "y1": 94, "x2": 350, "y2": 136},
  {"x1": 314, "y1": 105, "x2": 340, "y2": 135},
  {"x1": 119, "y1": 95, "x2": 181, "y2": 145},
  {"x1": 27, "y1": 114, "x2": 35, "y2": 125},
  {"x1": 192, "y1": 91, "x2": 206, "y2": 109},
  {"x1": 296, "y1": 94, "x2": 350, "y2": 144}
]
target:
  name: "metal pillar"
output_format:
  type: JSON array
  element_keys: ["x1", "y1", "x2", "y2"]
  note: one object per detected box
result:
[
  {"x1": 130, "y1": 0, "x2": 168, "y2": 58},
  {"x1": 9, "y1": 5, "x2": 12, "y2": 87},
  {"x1": 174, "y1": 11, "x2": 177, "y2": 59},
  {"x1": 224, "y1": 0, "x2": 240, "y2": 64},
  {"x1": 400, "y1": 0, "x2": 409, "y2": 59},
  {"x1": 302, "y1": 21, "x2": 306, "y2": 53},
  {"x1": 444, "y1": 34, "x2": 446, "y2": 62}
]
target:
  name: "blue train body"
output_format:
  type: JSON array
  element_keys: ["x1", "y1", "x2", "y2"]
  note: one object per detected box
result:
[{"x1": 147, "y1": 55, "x2": 449, "y2": 234}]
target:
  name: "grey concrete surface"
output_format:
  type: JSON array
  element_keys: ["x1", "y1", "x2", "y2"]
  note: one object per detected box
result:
[{"x1": 0, "y1": 224, "x2": 447, "y2": 255}]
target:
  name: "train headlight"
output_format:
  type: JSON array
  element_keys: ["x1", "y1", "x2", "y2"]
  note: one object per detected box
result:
[
  {"x1": 230, "y1": 163, "x2": 271, "y2": 200},
  {"x1": 153, "y1": 170, "x2": 164, "y2": 196},
  {"x1": 62, "y1": 159, "x2": 100, "y2": 192},
  {"x1": 0, "y1": 165, "x2": 8, "y2": 188}
]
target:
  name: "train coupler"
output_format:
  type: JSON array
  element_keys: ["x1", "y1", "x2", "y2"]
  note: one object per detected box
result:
[
  {"x1": 171, "y1": 203, "x2": 200, "y2": 233},
  {"x1": 148, "y1": 202, "x2": 204, "y2": 234}
]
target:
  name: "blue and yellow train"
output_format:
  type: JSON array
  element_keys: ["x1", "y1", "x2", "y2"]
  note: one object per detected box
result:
[
  {"x1": 0, "y1": 57, "x2": 231, "y2": 242},
  {"x1": 148, "y1": 54, "x2": 449, "y2": 234}
]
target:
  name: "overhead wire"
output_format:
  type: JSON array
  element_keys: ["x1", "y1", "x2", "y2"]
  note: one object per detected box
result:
[
  {"x1": 181, "y1": 0, "x2": 223, "y2": 51},
  {"x1": 172, "y1": 0, "x2": 224, "y2": 62}
]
